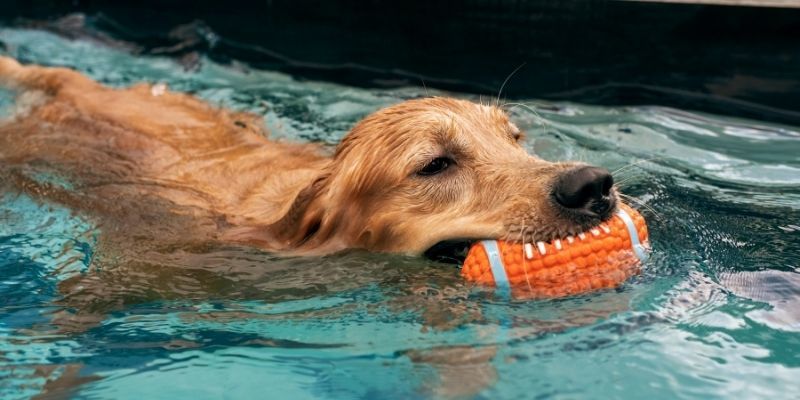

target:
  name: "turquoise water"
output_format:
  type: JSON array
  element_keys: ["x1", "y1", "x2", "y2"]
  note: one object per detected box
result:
[{"x1": 1, "y1": 28, "x2": 799, "y2": 399}]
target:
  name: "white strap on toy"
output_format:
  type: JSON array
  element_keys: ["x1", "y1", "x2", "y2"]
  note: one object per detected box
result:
[
  {"x1": 616, "y1": 208, "x2": 649, "y2": 262},
  {"x1": 482, "y1": 240, "x2": 510, "y2": 296}
]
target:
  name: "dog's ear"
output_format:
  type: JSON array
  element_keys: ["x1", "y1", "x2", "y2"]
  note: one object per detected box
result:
[{"x1": 270, "y1": 173, "x2": 330, "y2": 248}]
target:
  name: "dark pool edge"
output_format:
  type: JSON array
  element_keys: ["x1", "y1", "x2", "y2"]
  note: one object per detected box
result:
[{"x1": 2, "y1": 0, "x2": 800, "y2": 126}]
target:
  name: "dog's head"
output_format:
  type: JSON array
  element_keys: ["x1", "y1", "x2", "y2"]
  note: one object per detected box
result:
[{"x1": 275, "y1": 97, "x2": 617, "y2": 255}]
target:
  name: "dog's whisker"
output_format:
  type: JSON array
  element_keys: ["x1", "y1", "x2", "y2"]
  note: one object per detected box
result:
[
  {"x1": 495, "y1": 63, "x2": 527, "y2": 107},
  {"x1": 612, "y1": 167, "x2": 645, "y2": 179},
  {"x1": 504, "y1": 103, "x2": 544, "y2": 120},
  {"x1": 503, "y1": 102, "x2": 550, "y2": 135},
  {"x1": 611, "y1": 156, "x2": 666, "y2": 176},
  {"x1": 619, "y1": 193, "x2": 662, "y2": 221},
  {"x1": 613, "y1": 174, "x2": 645, "y2": 187}
]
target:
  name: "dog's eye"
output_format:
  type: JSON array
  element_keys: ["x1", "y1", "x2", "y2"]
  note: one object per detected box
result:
[{"x1": 418, "y1": 157, "x2": 453, "y2": 176}]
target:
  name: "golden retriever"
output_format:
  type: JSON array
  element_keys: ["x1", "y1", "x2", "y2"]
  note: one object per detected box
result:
[
  {"x1": 0, "y1": 56, "x2": 632, "y2": 399},
  {"x1": 0, "y1": 56, "x2": 618, "y2": 256}
]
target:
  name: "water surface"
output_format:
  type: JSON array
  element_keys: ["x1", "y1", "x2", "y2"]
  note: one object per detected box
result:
[{"x1": 1, "y1": 28, "x2": 799, "y2": 399}]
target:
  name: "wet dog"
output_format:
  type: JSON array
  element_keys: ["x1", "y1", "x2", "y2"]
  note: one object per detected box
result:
[
  {"x1": 0, "y1": 57, "x2": 628, "y2": 397},
  {"x1": 0, "y1": 56, "x2": 617, "y2": 257}
]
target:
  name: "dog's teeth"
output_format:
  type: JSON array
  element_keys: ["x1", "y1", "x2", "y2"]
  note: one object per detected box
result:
[
  {"x1": 591, "y1": 228, "x2": 600, "y2": 236},
  {"x1": 578, "y1": 233, "x2": 586, "y2": 240},
  {"x1": 536, "y1": 241, "x2": 547, "y2": 255},
  {"x1": 566, "y1": 236, "x2": 575, "y2": 244},
  {"x1": 601, "y1": 224, "x2": 611, "y2": 234},
  {"x1": 150, "y1": 83, "x2": 167, "y2": 97},
  {"x1": 524, "y1": 243, "x2": 534, "y2": 259},
  {"x1": 554, "y1": 239, "x2": 562, "y2": 250}
]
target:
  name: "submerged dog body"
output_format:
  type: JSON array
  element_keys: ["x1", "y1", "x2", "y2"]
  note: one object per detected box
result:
[{"x1": 0, "y1": 57, "x2": 617, "y2": 256}]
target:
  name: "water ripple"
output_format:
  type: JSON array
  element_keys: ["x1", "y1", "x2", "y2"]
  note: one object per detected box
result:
[{"x1": 1, "y1": 26, "x2": 799, "y2": 399}]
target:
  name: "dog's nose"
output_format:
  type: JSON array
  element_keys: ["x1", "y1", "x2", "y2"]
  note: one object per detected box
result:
[{"x1": 553, "y1": 166, "x2": 614, "y2": 214}]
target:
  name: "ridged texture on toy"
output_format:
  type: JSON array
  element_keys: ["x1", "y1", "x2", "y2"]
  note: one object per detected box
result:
[{"x1": 461, "y1": 204, "x2": 648, "y2": 298}]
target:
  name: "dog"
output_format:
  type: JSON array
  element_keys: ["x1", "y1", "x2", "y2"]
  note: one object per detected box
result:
[
  {"x1": 0, "y1": 56, "x2": 627, "y2": 397},
  {"x1": 0, "y1": 56, "x2": 618, "y2": 258}
]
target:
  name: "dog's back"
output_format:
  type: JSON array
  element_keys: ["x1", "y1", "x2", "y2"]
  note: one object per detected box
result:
[
  {"x1": 0, "y1": 56, "x2": 329, "y2": 246},
  {"x1": 1, "y1": 56, "x2": 618, "y2": 257}
]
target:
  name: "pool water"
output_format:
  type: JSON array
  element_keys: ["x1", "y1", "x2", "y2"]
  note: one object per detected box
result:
[{"x1": 1, "y1": 28, "x2": 799, "y2": 399}]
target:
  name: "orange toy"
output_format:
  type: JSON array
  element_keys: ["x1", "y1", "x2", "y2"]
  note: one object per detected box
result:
[{"x1": 461, "y1": 204, "x2": 649, "y2": 299}]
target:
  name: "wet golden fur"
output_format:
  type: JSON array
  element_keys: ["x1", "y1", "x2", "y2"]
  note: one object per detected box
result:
[{"x1": 0, "y1": 56, "x2": 612, "y2": 255}]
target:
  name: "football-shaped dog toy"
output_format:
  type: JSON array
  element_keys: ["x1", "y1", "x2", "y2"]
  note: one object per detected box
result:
[{"x1": 461, "y1": 204, "x2": 649, "y2": 298}]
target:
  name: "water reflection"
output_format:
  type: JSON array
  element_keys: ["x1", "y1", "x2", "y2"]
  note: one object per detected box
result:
[{"x1": 1, "y1": 26, "x2": 799, "y2": 399}]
